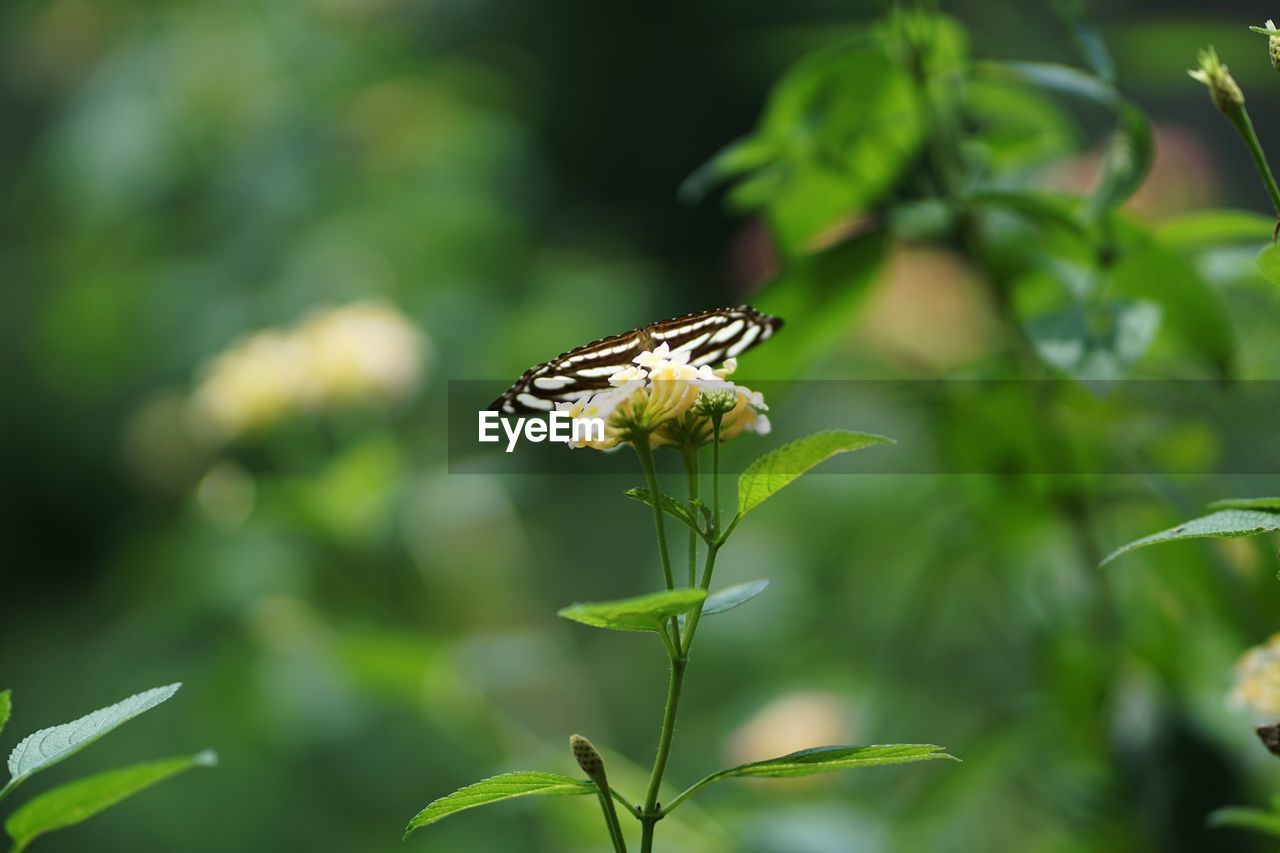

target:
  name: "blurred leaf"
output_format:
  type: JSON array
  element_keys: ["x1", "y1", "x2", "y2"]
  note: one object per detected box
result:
[
  {"x1": 966, "y1": 191, "x2": 1086, "y2": 238},
  {"x1": 558, "y1": 589, "x2": 707, "y2": 633},
  {"x1": 667, "y1": 745, "x2": 956, "y2": 811},
  {"x1": 1110, "y1": 240, "x2": 1234, "y2": 373},
  {"x1": 1101, "y1": 510, "x2": 1280, "y2": 566},
  {"x1": 960, "y1": 80, "x2": 1078, "y2": 173},
  {"x1": 1207, "y1": 497, "x2": 1280, "y2": 512},
  {"x1": 1208, "y1": 805, "x2": 1280, "y2": 838},
  {"x1": 1025, "y1": 300, "x2": 1159, "y2": 378},
  {"x1": 1086, "y1": 104, "x2": 1152, "y2": 218},
  {"x1": 626, "y1": 488, "x2": 700, "y2": 534},
  {"x1": 1053, "y1": 0, "x2": 1114, "y2": 83},
  {"x1": 754, "y1": 232, "x2": 887, "y2": 379},
  {"x1": 701, "y1": 580, "x2": 770, "y2": 616},
  {"x1": 404, "y1": 772, "x2": 594, "y2": 837},
  {"x1": 712, "y1": 37, "x2": 924, "y2": 254},
  {"x1": 738, "y1": 431, "x2": 893, "y2": 517},
  {"x1": 678, "y1": 137, "x2": 775, "y2": 204},
  {"x1": 1157, "y1": 210, "x2": 1274, "y2": 246},
  {"x1": 0, "y1": 691, "x2": 9, "y2": 740},
  {"x1": 978, "y1": 61, "x2": 1119, "y2": 106},
  {"x1": 1258, "y1": 243, "x2": 1280, "y2": 287},
  {"x1": 2, "y1": 684, "x2": 180, "y2": 800},
  {"x1": 5, "y1": 751, "x2": 216, "y2": 853}
]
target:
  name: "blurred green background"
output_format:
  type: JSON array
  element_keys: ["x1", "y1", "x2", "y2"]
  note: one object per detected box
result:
[{"x1": 7, "y1": 0, "x2": 1280, "y2": 850}]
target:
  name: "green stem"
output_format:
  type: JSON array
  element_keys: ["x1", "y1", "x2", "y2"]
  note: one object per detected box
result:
[
  {"x1": 640, "y1": 656, "x2": 686, "y2": 851},
  {"x1": 595, "y1": 788, "x2": 628, "y2": 853},
  {"x1": 634, "y1": 433, "x2": 682, "y2": 651},
  {"x1": 681, "y1": 444, "x2": 700, "y2": 587},
  {"x1": 1227, "y1": 104, "x2": 1280, "y2": 217},
  {"x1": 710, "y1": 414, "x2": 723, "y2": 534},
  {"x1": 634, "y1": 434, "x2": 675, "y2": 592}
]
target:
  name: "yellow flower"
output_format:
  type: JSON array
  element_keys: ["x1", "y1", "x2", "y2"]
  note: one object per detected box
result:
[
  {"x1": 188, "y1": 300, "x2": 428, "y2": 443},
  {"x1": 1231, "y1": 633, "x2": 1280, "y2": 715}
]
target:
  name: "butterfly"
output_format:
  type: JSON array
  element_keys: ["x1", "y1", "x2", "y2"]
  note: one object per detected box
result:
[{"x1": 489, "y1": 305, "x2": 783, "y2": 414}]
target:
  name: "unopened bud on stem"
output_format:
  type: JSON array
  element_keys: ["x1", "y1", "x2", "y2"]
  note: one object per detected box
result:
[
  {"x1": 570, "y1": 734, "x2": 608, "y2": 785},
  {"x1": 1189, "y1": 46, "x2": 1244, "y2": 113}
]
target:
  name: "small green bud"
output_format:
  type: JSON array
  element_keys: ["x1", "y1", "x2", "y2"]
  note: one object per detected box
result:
[
  {"x1": 1189, "y1": 46, "x2": 1244, "y2": 112},
  {"x1": 570, "y1": 734, "x2": 608, "y2": 784},
  {"x1": 1248, "y1": 21, "x2": 1280, "y2": 72},
  {"x1": 692, "y1": 388, "x2": 737, "y2": 418}
]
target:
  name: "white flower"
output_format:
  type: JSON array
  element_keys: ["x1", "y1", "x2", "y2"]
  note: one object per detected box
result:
[{"x1": 556, "y1": 344, "x2": 770, "y2": 451}]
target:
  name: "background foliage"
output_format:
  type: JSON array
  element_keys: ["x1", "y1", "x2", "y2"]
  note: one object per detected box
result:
[{"x1": 6, "y1": 0, "x2": 1280, "y2": 850}]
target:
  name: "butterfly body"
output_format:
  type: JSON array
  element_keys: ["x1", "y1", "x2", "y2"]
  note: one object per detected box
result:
[{"x1": 490, "y1": 305, "x2": 783, "y2": 414}]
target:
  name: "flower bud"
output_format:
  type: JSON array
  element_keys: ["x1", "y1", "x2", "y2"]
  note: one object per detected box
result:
[
  {"x1": 1188, "y1": 46, "x2": 1244, "y2": 113},
  {"x1": 570, "y1": 734, "x2": 608, "y2": 785}
]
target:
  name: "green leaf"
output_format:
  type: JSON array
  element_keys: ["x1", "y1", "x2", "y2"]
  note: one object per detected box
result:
[
  {"x1": 1110, "y1": 241, "x2": 1234, "y2": 374},
  {"x1": 625, "y1": 488, "x2": 700, "y2": 533},
  {"x1": 5, "y1": 751, "x2": 216, "y2": 853},
  {"x1": 2, "y1": 684, "x2": 180, "y2": 800},
  {"x1": 1101, "y1": 510, "x2": 1280, "y2": 566},
  {"x1": 978, "y1": 60, "x2": 1121, "y2": 107},
  {"x1": 1209, "y1": 805, "x2": 1280, "y2": 838},
  {"x1": 558, "y1": 589, "x2": 708, "y2": 633},
  {"x1": 738, "y1": 430, "x2": 892, "y2": 517},
  {"x1": 404, "y1": 771, "x2": 594, "y2": 838},
  {"x1": 665, "y1": 744, "x2": 955, "y2": 812},
  {"x1": 1208, "y1": 497, "x2": 1280, "y2": 512},
  {"x1": 0, "y1": 691, "x2": 10, "y2": 741},
  {"x1": 1258, "y1": 243, "x2": 1280, "y2": 287},
  {"x1": 1156, "y1": 209, "x2": 1274, "y2": 246},
  {"x1": 1087, "y1": 103, "x2": 1152, "y2": 218},
  {"x1": 701, "y1": 580, "x2": 770, "y2": 616}
]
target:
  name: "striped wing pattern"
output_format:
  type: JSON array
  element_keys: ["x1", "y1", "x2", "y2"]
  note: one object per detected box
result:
[{"x1": 489, "y1": 305, "x2": 782, "y2": 414}]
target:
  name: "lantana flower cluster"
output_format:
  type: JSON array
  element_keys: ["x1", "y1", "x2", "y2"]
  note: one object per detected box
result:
[
  {"x1": 1231, "y1": 632, "x2": 1280, "y2": 715},
  {"x1": 189, "y1": 301, "x2": 429, "y2": 443},
  {"x1": 556, "y1": 342, "x2": 769, "y2": 451}
]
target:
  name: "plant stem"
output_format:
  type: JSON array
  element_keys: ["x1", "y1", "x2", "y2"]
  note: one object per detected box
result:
[
  {"x1": 640, "y1": 655, "x2": 686, "y2": 852},
  {"x1": 1226, "y1": 104, "x2": 1280, "y2": 218},
  {"x1": 633, "y1": 433, "x2": 682, "y2": 650},
  {"x1": 633, "y1": 434, "x2": 675, "y2": 592},
  {"x1": 710, "y1": 414, "x2": 723, "y2": 534},
  {"x1": 682, "y1": 444, "x2": 699, "y2": 588},
  {"x1": 595, "y1": 789, "x2": 628, "y2": 853}
]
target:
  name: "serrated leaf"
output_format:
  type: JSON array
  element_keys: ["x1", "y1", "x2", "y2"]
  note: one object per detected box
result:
[
  {"x1": 0, "y1": 691, "x2": 10, "y2": 740},
  {"x1": 666, "y1": 744, "x2": 955, "y2": 811},
  {"x1": 558, "y1": 589, "x2": 707, "y2": 633},
  {"x1": 3, "y1": 684, "x2": 180, "y2": 799},
  {"x1": 5, "y1": 751, "x2": 216, "y2": 853},
  {"x1": 1101, "y1": 510, "x2": 1280, "y2": 566},
  {"x1": 738, "y1": 430, "x2": 892, "y2": 517},
  {"x1": 1208, "y1": 497, "x2": 1280, "y2": 512},
  {"x1": 1209, "y1": 805, "x2": 1280, "y2": 838},
  {"x1": 626, "y1": 489, "x2": 700, "y2": 532},
  {"x1": 404, "y1": 771, "x2": 594, "y2": 837},
  {"x1": 701, "y1": 581, "x2": 770, "y2": 616}
]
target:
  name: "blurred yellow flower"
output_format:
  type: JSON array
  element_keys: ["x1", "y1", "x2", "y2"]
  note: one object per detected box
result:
[
  {"x1": 189, "y1": 300, "x2": 428, "y2": 443},
  {"x1": 1231, "y1": 633, "x2": 1280, "y2": 715},
  {"x1": 556, "y1": 344, "x2": 768, "y2": 450}
]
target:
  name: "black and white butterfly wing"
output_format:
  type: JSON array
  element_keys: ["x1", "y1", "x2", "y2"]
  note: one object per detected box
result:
[
  {"x1": 489, "y1": 305, "x2": 782, "y2": 414},
  {"x1": 650, "y1": 305, "x2": 782, "y2": 366},
  {"x1": 489, "y1": 328, "x2": 648, "y2": 414}
]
